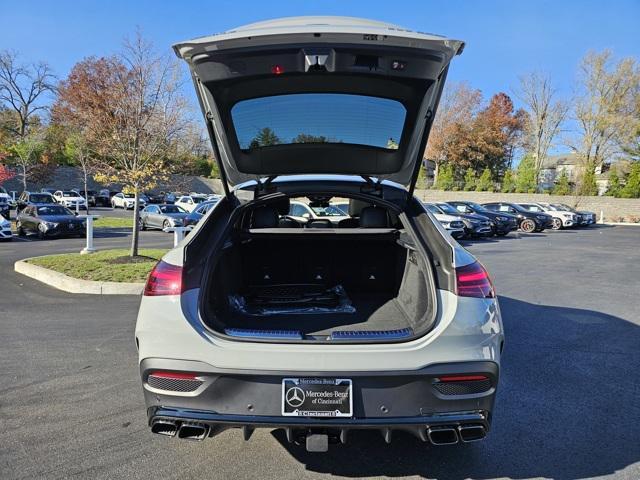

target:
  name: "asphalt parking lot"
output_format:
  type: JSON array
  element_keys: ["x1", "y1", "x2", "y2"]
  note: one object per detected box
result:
[{"x1": 1, "y1": 225, "x2": 639, "y2": 480}]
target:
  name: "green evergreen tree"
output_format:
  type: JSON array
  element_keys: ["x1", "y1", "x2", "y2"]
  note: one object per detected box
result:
[
  {"x1": 249, "y1": 127, "x2": 281, "y2": 148},
  {"x1": 476, "y1": 168, "x2": 494, "y2": 191},
  {"x1": 578, "y1": 164, "x2": 598, "y2": 196},
  {"x1": 434, "y1": 163, "x2": 455, "y2": 190},
  {"x1": 463, "y1": 167, "x2": 477, "y2": 191},
  {"x1": 501, "y1": 169, "x2": 515, "y2": 193},
  {"x1": 553, "y1": 169, "x2": 572, "y2": 195},
  {"x1": 515, "y1": 154, "x2": 538, "y2": 193},
  {"x1": 619, "y1": 162, "x2": 640, "y2": 198},
  {"x1": 605, "y1": 165, "x2": 621, "y2": 197}
]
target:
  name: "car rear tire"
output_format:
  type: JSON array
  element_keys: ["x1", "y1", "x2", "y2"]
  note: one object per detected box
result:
[
  {"x1": 551, "y1": 218, "x2": 562, "y2": 230},
  {"x1": 520, "y1": 219, "x2": 536, "y2": 233}
]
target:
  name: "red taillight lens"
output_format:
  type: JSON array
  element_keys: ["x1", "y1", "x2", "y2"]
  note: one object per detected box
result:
[
  {"x1": 149, "y1": 371, "x2": 197, "y2": 380},
  {"x1": 271, "y1": 64, "x2": 284, "y2": 75},
  {"x1": 143, "y1": 260, "x2": 182, "y2": 296},
  {"x1": 455, "y1": 261, "x2": 495, "y2": 298}
]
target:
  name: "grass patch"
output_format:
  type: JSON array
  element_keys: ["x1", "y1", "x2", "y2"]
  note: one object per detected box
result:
[
  {"x1": 27, "y1": 249, "x2": 168, "y2": 283},
  {"x1": 94, "y1": 217, "x2": 133, "y2": 228}
]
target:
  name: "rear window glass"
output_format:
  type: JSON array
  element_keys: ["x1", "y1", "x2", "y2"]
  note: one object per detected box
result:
[{"x1": 231, "y1": 94, "x2": 406, "y2": 150}]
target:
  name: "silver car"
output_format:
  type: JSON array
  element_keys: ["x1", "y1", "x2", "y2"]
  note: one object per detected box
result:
[
  {"x1": 139, "y1": 204, "x2": 188, "y2": 231},
  {"x1": 135, "y1": 16, "x2": 503, "y2": 452}
]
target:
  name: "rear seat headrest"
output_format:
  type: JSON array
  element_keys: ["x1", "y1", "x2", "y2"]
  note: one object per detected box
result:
[
  {"x1": 359, "y1": 206, "x2": 388, "y2": 228},
  {"x1": 252, "y1": 206, "x2": 279, "y2": 228},
  {"x1": 348, "y1": 199, "x2": 371, "y2": 217}
]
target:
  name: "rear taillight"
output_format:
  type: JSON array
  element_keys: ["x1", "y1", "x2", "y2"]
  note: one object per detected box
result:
[
  {"x1": 143, "y1": 260, "x2": 182, "y2": 296},
  {"x1": 455, "y1": 261, "x2": 495, "y2": 298}
]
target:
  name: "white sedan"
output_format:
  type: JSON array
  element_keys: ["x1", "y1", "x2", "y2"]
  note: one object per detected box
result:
[
  {"x1": 518, "y1": 202, "x2": 577, "y2": 229},
  {"x1": 111, "y1": 192, "x2": 147, "y2": 210},
  {"x1": 0, "y1": 216, "x2": 12, "y2": 241},
  {"x1": 174, "y1": 195, "x2": 208, "y2": 213},
  {"x1": 53, "y1": 190, "x2": 86, "y2": 209}
]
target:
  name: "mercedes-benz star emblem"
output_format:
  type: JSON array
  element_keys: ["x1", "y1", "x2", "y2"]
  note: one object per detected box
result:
[{"x1": 285, "y1": 386, "x2": 305, "y2": 408}]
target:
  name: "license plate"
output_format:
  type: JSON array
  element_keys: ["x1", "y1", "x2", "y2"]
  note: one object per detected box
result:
[{"x1": 282, "y1": 378, "x2": 352, "y2": 417}]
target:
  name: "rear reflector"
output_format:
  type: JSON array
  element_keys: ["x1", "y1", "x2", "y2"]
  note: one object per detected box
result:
[
  {"x1": 144, "y1": 261, "x2": 182, "y2": 296},
  {"x1": 437, "y1": 375, "x2": 488, "y2": 382},
  {"x1": 455, "y1": 261, "x2": 495, "y2": 298}
]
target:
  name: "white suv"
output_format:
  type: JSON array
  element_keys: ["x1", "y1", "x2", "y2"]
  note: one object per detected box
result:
[
  {"x1": 135, "y1": 17, "x2": 503, "y2": 452},
  {"x1": 519, "y1": 202, "x2": 577, "y2": 229},
  {"x1": 53, "y1": 190, "x2": 86, "y2": 209},
  {"x1": 111, "y1": 192, "x2": 146, "y2": 209}
]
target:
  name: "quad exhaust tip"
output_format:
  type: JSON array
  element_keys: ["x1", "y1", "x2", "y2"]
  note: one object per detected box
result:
[
  {"x1": 177, "y1": 423, "x2": 209, "y2": 441},
  {"x1": 427, "y1": 427, "x2": 459, "y2": 445},
  {"x1": 151, "y1": 420, "x2": 178, "y2": 437},
  {"x1": 458, "y1": 424, "x2": 486, "y2": 442}
]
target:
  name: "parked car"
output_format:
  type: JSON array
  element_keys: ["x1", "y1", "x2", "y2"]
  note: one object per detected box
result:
[
  {"x1": 431, "y1": 202, "x2": 494, "y2": 237},
  {"x1": 447, "y1": 201, "x2": 518, "y2": 236},
  {"x1": 144, "y1": 192, "x2": 166, "y2": 204},
  {"x1": 16, "y1": 191, "x2": 57, "y2": 214},
  {"x1": 183, "y1": 200, "x2": 219, "y2": 227},
  {"x1": 16, "y1": 204, "x2": 85, "y2": 239},
  {"x1": 482, "y1": 202, "x2": 554, "y2": 233},
  {"x1": 0, "y1": 186, "x2": 13, "y2": 210},
  {"x1": 95, "y1": 189, "x2": 120, "y2": 207},
  {"x1": 518, "y1": 202, "x2": 577, "y2": 230},
  {"x1": 0, "y1": 215, "x2": 11, "y2": 240},
  {"x1": 174, "y1": 195, "x2": 207, "y2": 213},
  {"x1": 136, "y1": 17, "x2": 503, "y2": 451},
  {"x1": 0, "y1": 195, "x2": 10, "y2": 219},
  {"x1": 140, "y1": 204, "x2": 189, "y2": 231},
  {"x1": 111, "y1": 192, "x2": 147, "y2": 209},
  {"x1": 422, "y1": 203, "x2": 466, "y2": 239},
  {"x1": 163, "y1": 192, "x2": 183, "y2": 204},
  {"x1": 287, "y1": 200, "x2": 350, "y2": 225},
  {"x1": 72, "y1": 189, "x2": 97, "y2": 207},
  {"x1": 40, "y1": 188, "x2": 58, "y2": 195},
  {"x1": 551, "y1": 203, "x2": 596, "y2": 226},
  {"x1": 53, "y1": 190, "x2": 87, "y2": 209}
]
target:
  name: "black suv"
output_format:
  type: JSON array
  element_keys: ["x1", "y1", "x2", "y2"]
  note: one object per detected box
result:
[
  {"x1": 482, "y1": 202, "x2": 554, "y2": 233},
  {"x1": 448, "y1": 201, "x2": 518, "y2": 236},
  {"x1": 16, "y1": 191, "x2": 57, "y2": 214}
]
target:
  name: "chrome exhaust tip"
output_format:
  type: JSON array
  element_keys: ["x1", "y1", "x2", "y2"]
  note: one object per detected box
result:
[
  {"x1": 151, "y1": 420, "x2": 178, "y2": 437},
  {"x1": 177, "y1": 423, "x2": 209, "y2": 441},
  {"x1": 458, "y1": 424, "x2": 486, "y2": 442},
  {"x1": 427, "y1": 427, "x2": 459, "y2": 445}
]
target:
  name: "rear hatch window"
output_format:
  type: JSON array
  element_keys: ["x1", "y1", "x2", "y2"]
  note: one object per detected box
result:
[{"x1": 231, "y1": 93, "x2": 406, "y2": 150}]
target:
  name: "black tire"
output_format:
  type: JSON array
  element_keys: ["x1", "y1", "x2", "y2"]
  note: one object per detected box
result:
[
  {"x1": 551, "y1": 218, "x2": 563, "y2": 230},
  {"x1": 163, "y1": 220, "x2": 170, "y2": 231},
  {"x1": 520, "y1": 219, "x2": 536, "y2": 233},
  {"x1": 496, "y1": 231, "x2": 508, "y2": 237},
  {"x1": 112, "y1": 202, "x2": 117, "y2": 210},
  {"x1": 16, "y1": 221, "x2": 25, "y2": 236},
  {"x1": 140, "y1": 219, "x2": 146, "y2": 231}
]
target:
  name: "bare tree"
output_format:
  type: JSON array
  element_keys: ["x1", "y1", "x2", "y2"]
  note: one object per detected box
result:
[
  {"x1": 0, "y1": 51, "x2": 55, "y2": 139},
  {"x1": 64, "y1": 132, "x2": 94, "y2": 213},
  {"x1": 567, "y1": 50, "x2": 640, "y2": 193},
  {"x1": 516, "y1": 72, "x2": 568, "y2": 176}
]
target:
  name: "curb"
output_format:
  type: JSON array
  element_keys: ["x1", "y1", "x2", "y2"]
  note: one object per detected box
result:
[{"x1": 14, "y1": 257, "x2": 144, "y2": 295}]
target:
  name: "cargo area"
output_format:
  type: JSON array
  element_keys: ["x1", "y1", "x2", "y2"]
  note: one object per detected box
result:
[{"x1": 201, "y1": 227, "x2": 437, "y2": 341}]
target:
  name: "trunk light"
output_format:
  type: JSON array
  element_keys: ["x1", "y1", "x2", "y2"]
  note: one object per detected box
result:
[
  {"x1": 455, "y1": 261, "x2": 495, "y2": 298},
  {"x1": 271, "y1": 64, "x2": 284, "y2": 75},
  {"x1": 143, "y1": 260, "x2": 183, "y2": 296}
]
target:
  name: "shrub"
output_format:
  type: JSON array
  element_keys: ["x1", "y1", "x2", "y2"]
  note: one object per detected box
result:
[
  {"x1": 476, "y1": 168, "x2": 494, "y2": 192},
  {"x1": 463, "y1": 168, "x2": 477, "y2": 191},
  {"x1": 434, "y1": 163, "x2": 455, "y2": 190},
  {"x1": 553, "y1": 170, "x2": 572, "y2": 195},
  {"x1": 515, "y1": 154, "x2": 537, "y2": 193},
  {"x1": 501, "y1": 169, "x2": 515, "y2": 193}
]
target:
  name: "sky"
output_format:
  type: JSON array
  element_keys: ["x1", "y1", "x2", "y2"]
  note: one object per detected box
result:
[{"x1": 2, "y1": 0, "x2": 639, "y2": 154}]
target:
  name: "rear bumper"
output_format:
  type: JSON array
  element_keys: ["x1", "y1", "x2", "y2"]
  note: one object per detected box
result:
[{"x1": 141, "y1": 359, "x2": 498, "y2": 443}]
